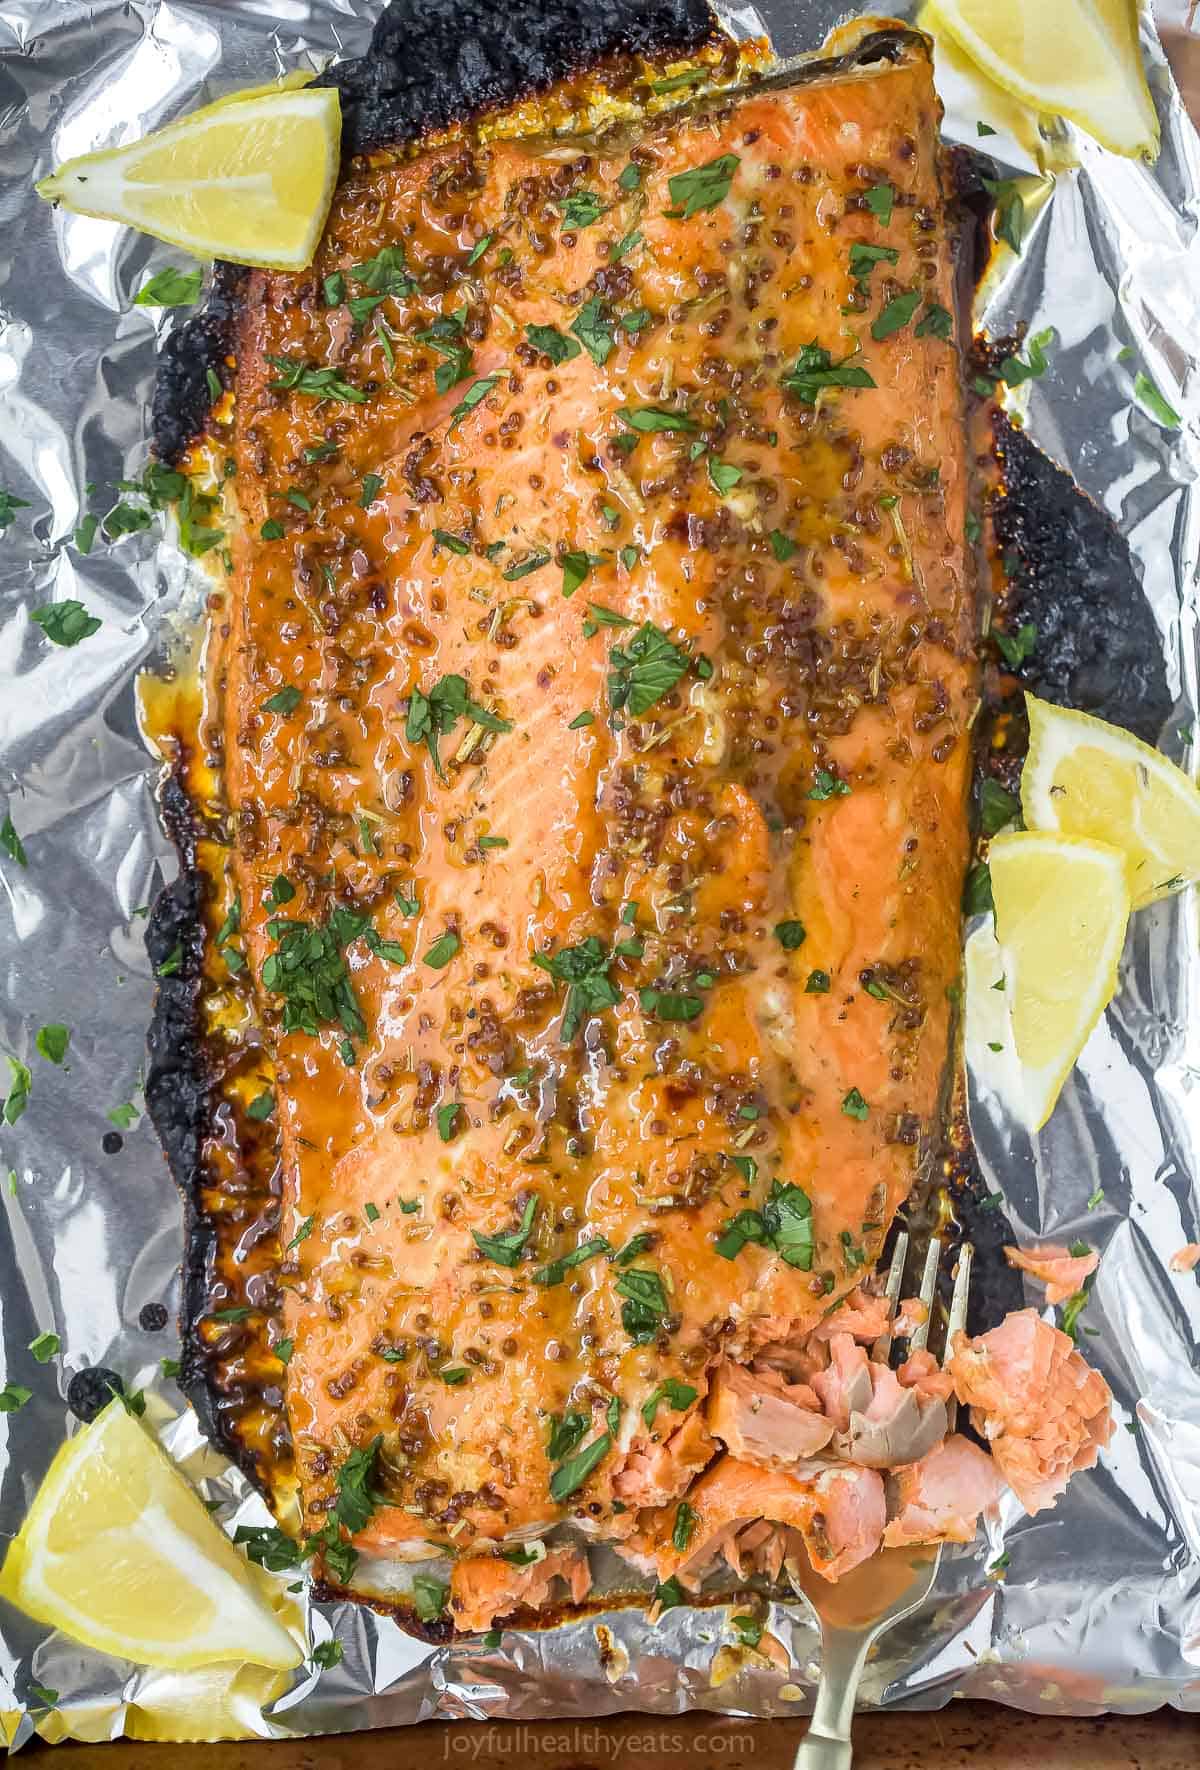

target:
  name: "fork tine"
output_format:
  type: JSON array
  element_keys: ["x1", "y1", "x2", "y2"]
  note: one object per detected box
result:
[
  {"x1": 943, "y1": 1241, "x2": 973, "y2": 1431},
  {"x1": 870, "y1": 1229, "x2": 909, "y2": 1364},
  {"x1": 905, "y1": 1235, "x2": 941, "y2": 1354}
]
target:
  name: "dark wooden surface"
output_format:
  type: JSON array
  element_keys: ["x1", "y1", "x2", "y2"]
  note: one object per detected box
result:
[{"x1": 28, "y1": 1705, "x2": 1200, "y2": 1766}]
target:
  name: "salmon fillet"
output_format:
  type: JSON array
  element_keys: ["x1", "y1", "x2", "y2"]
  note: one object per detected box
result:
[{"x1": 207, "y1": 30, "x2": 1106, "y2": 1626}]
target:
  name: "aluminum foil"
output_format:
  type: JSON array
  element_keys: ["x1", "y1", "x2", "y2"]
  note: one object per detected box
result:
[{"x1": 1, "y1": 0, "x2": 1199, "y2": 1748}]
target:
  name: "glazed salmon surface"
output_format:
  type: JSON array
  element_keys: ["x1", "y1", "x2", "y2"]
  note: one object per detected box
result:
[{"x1": 218, "y1": 40, "x2": 980, "y2": 1608}]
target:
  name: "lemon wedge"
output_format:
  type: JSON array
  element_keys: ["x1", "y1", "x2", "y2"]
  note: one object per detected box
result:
[
  {"x1": 0, "y1": 1400, "x2": 302, "y2": 1671},
  {"x1": 989, "y1": 830, "x2": 1131, "y2": 1129},
  {"x1": 1021, "y1": 692, "x2": 1200, "y2": 907},
  {"x1": 926, "y1": 0, "x2": 1159, "y2": 159},
  {"x1": 36, "y1": 86, "x2": 340, "y2": 270}
]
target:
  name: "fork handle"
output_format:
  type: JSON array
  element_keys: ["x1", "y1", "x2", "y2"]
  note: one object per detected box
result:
[{"x1": 793, "y1": 1626, "x2": 875, "y2": 1770}]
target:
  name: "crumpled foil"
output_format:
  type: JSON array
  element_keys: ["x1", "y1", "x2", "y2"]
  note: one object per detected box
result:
[{"x1": 1, "y1": 0, "x2": 1198, "y2": 1748}]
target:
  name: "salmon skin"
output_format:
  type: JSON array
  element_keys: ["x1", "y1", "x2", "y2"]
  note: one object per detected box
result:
[{"x1": 202, "y1": 26, "x2": 1108, "y2": 1633}]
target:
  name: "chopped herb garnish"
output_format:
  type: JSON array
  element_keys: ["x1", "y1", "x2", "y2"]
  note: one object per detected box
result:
[
  {"x1": 436, "y1": 1101, "x2": 462, "y2": 1142},
  {"x1": 731, "y1": 1613, "x2": 763, "y2": 1648},
  {"x1": 260, "y1": 905, "x2": 369, "y2": 1042},
  {"x1": 982, "y1": 178, "x2": 1025, "y2": 255},
  {"x1": 641, "y1": 1376, "x2": 697, "y2": 1427},
  {"x1": 525, "y1": 323, "x2": 581, "y2": 365},
  {"x1": 848, "y1": 241, "x2": 898, "y2": 288},
  {"x1": 1060, "y1": 1287, "x2": 1091, "y2": 1341},
  {"x1": 616, "y1": 1232, "x2": 652, "y2": 1266},
  {"x1": 134, "y1": 265, "x2": 203, "y2": 307},
  {"x1": 716, "y1": 1180, "x2": 814, "y2": 1269},
  {"x1": 608, "y1": 621, "x2": 690, "y2": 716},
  {"x1": 808, "y1": 768, "x2": 850, "y2": 801},
  {"x1": 549, "y1": 1430, "x2": 611, "y2": 1501},
  {"x1": 0, "y1": 1384, "x2": 31, "y2": 1413},
  {"x1": 782, "y1": 341, "x2": 876, "y2": 405},
  {"x1": 535, "y1": 1235, "x2": 612, "y2": 1287},
  {"x1": 806, "y1": 969, "x2": 831, "y2": 993},
  {"x1": 107, "y1": 1101, "x2": 139, "y2": 1130},
  {"x1": 774, "y1": 920, "x2": 806, "y2": 950},
  {"x1": 0, "y1": 489, "x2": 29, "y2": 534},
  {"x1": 234, "y1": 1523, "x2": 304, "y2": 1572},
  {"x1": 672, "y1": 1501, "x2": 697, "y2": 1551},
  {"x1": 768, "y1": 529, "x2": 797, "y2": 562},
  {"x1": 618, "y1": 162, "x2": 643, "y2": 192},
  {"x1": 245, "y1": 1090, "x2": 275, "y2": 1123},
  {"x1": 548, "y1": 1411, "x2": 589, "y2": 1461},
  {"x1": 423, "y1": 930, "x2": 461, "y2": 969},
  {"x1": 28, "y1": 1331, "x2": 59, "y2": 1362},
  {"x1": 842, "y1": 1087, "x2": 869, "y2": 1121},
  {"x1": 31, "y1": 600, "x2": 101, "y2": 647},
  {"x1": 1, "y1": 814, "x2": 26, "y2": 867},
  {"x1": 655, "y1": 1577, "x2": 686, "y2": 1613},
  {"x1": 1133, "y1": 370, "x2": 1181, "y2": 430},
  {"x1": 618, "y1": 405, "x2": 699, "y2": 434},
  {"x1": 350, "y1": 244, "x2": 416, "y2": 298},
  {"x1": 707, "y1": 458, "x2": 742, "y2": 495},
  {"x1": 261, "y1": 518, "x2": 285, "y2": 541},
  {"x1": 433, "y1": 527, "x2": 470, "y2": 554},
  {"x1": 557, "y1": 190, "x2": 608, "y2": 229},
  {"x1": 533, "y1": 935, "x2": 620, "y2": 1042},
  {"x1": 615, "y1": 1266, "x2": 668, "y2": 1344},
  {"x1": 412, "y1": 1573, "x2": 449, "y2": 1621},
  {"x1": 449, "y1": 374, "x2": 499, "y2": 425},
  {"x1": 502, "y1": 551, "x2": 550, "y2": 581},
  {"x1": 73, "y1": 513, "x2": 99, "y2": 554},
  {"x1": 35, "y1": 1024, "x2": 69, "y2": 1064},
  {"x1": 263, "y1": 684, "x2": 302, "y2": 715},
  {"x1": 467, "y1": 234, "x2": 492, "y2": 265},
  {"x1": 406, "y1": 673, "x2": 511, "y2": 779},
  {"x1": 568, "y1": 710, "x2": 595, "y2": 730},
  {"x1": 915, "y1": 303, "x2": 953, "y2": 341},
  {"x1": 1000, "y1": 327, "x2": 1053, "y2": 387},
  {"x1": 872, "y1": 289, "x2": 922, "y2": 342},
  {"x1": 472, "y1": 1194, "x2": 537, "y2": 1268},
  {"x1": 570, "y1": 296, "x2": 614, "y2": 366},
  {"x1": 966, "y1": 511, "x2": 982, "y2": 544},
  {"x1": 359, "y1": 473, "x2": 384, "y2": 508},
  {"x1": 964, "y1": 861, "x2": 994, "y2": 916},
  {"x1": 980, "y1": 777, "x2": 1020, "y2": 835},
  {"x1": 863, "y1": 182, "x2": 895, "y2": 224},
  {"x1": 665, "y1": 153, "x2": 739, "y2": 219},
  {"x1": 266, "y1": 355, "x2": 366, "y2": 403},
  {"x1": 561, "y1": 549, "x2": 603, "y2": 598},
  {"x1": 639, "y1": 987, "x2": 702, "y2": 1022},
  {"x1": 994, "y1": 622, "x2": 1037, "y2": 667},
  {"x1": 611, "y1": 228, "x2": 643, "y2": 261}
]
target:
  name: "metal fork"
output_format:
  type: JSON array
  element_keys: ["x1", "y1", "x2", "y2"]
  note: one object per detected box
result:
[{"x1": 792, "y1": 1234, "x2": 974, "y2": 1770}]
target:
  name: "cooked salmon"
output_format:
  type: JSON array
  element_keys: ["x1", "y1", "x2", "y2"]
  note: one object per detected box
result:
[
  {"x1": 449, "y1": 1545, "x2": 591, "y2": 1632},
  {"x1": 948, "y1": 1311, "x2": 1114, "y2": 1515},
  {"x1": 1004, "y1": 1243, "x2": 1099, "y2": 1305},
  {"x1": 205, "y1": 23, "x2": 1110, "y2": 1624},
  {"x1": 882, "y1": 1434, "x2": 1002, "y2": 1547}
]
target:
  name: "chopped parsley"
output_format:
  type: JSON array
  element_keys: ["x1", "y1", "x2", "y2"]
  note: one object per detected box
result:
[
  {"x1": 731, "y1": 1614, "x2": 763, "y2": 1649},
  {"x1": 557, "y1": 190, "x2": 608, "y2": 229},
  {"x1": 449, "y1": 375, "x2": 499, "y2": 425},
  {"x1": 641, "y1": 1376, "x2": 697, "y2": 1427},
  {"x1": 311, "y1": 1640, "x2": 344, "y2": 1669},
  {"x1": 570, "y1": 296, "x2": 614, "y2": 366},
  {"x1": 994, "y1": 622, "x2": 1037, "y2": 667},
  {"x1": 848, "y1": 241, "x2": 898, "y2": 289},
  {"x1": 533, "y1": 935, "x2": 620, "y2": 1041},
  {"x1": 31, "y1": 600, "x2": 101, "y2": 647},
  {"x1": 423, "y1": 930, "x2": 460, "y2": 969},
  {"x1": 872, "y1": 289, "x2": 922, "y2": 342},
  {"x1": 526, "y1": 323, "x2": 581, "y2": 365},
  {"x1": 915, "y1": 303, "x2": 953, "y2": 341},
  {"x1": 716, "y1": 1180, "x2": 814, "y2": 1269},
  {"x1": 707, "y1": 458, "x2": 742, "y2": 495},
  {"x1": 0, "y1": 1384, "x2": 31, "y2": 1413},
  {"x1": 260, "y1": 905, "x2": 369, "y2": 1042},
  {"x1": 436, "y1": 1102, "x2": 462, "y2": 1142},
  {"x1": 665, "y1": 153, "x2": 739, "y2": 219},
  {"x1": 999, "y1": 327, "x2": 1053, "y2": 387},
  {"x1": 615, "y1": 1266, "x2": 669, "y2": 1344},
  {"x1": 3, "y1": 1058, "x2": 30, "y2": 1126},
  {"x1": 774, "y1": 920, "x2": 806, "y2": 950},
  {"x1": 672, "y1": 1501, "x2": 697, "y2": 1551},
  {"x1": 535, "y1": 1235, "x2": 612, "y2": 1288},
  {"x1": 806, "y1": 970, "x2": 831, "y2": 993},
  {"x1": 433, "y1": 527, "x2": 470, "y2": 554},
  {"x1": 618, "y1": 405, "x2": 699, "y2": 434},
  {"x1": 769, "y1": 529, "x2": 797, "y2": 562},
  {"x1": 134, "y1": 265, "x2": 202, "y2": 307},
  {"x1": 549, "y1": 1430, "x2": 611, "y2": 1501},
  {"x1": 359, "y1": 473, "x2": 384, "y2": 508},
  {"x1": 808, "y1": 768, "x2": 850, "y2": 800},
  {"x1": 863, "y1": 182, "x2": 895, "y2": 225},
  {"x1": 964, "y1": 861, "x2": 994, "y2": 916},
  {"x1": 502, "y1": 551, "x2": 551, "y2": 581},
  {"x1": 234, "y1": 1524, "x2": 304, "y2": 1572},
  {"x1": 561, "y1": 550, "x2": 603, "y2": 598},
  {"x1": 472, "y1": 1194, "x2": 538, "y2": 1268},
  {"x1": 782, "y1": 341, "x2": 876, "y2": 405},
  {"x1": 618, "y1": 162, "x2": 643, "y2": 192},
  {"x1": 35, "y1": 1024, "x2": 69, "y2": 1064},
  {"x1": 639, "y1": 987, "x2": 702, "y2": 1022},
  {"x1": 1133, "y1": 370, "x2": 1181, "y2": 431},
  {"x1": 568, "y1": 710, "x2": 595, "y2": 730},
  {"x1": 982, "y1": 178, "x2": 1025, "y2": 255},
  {"x1": 841, "y1": 1087, "x2": 869, "y2": 1121},
  {"x1": 979, "y1": 777, "x2": 1020, "y2": 835},
  {"x1": 1, "y1": 814, "x2": 27, "y2": 867},
  {"x1": 263, "y1": 684, "x2": 301, "y2": 715},
  {"x1": 467, "y1": 234, "x2": 492, "y2": 265},
  {"x1": 28, "y1": 1331, "x2": 59, "y2": 1362},
  {"x1": 406, "y1": 673, "x2": 511, "y2": 778},
  {"x1": 412, "y1": 1574, "x2": 449, "y2": 1621},
  {"x1": 266, "y1": 356, "x2": 366, "y2": 403},
  {"x1": 608, "y1": 621, "x2": 690, "y2": 716}
]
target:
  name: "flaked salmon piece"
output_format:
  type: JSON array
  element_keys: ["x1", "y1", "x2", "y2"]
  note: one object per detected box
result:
[
  {"x1": 807, "y1": 1289, "x2": 891, "y2": 1344},
  {"x1": 897, "y1": 1348, "x2": 955, "y2": 1403},
  {"x1": 838, "y1": 1359, "x2": 947, "y2": 1468},
  {"x1": 1004, "y1": 1243, "x2": 1099, "y2": 1305},
  {"x1": 706, "y1": 1359, "x2": 834, "y2": 1467},
  {"x1": 882, "y1": 1435, "x2": 1003, "y2": 1548},
  {"x1": 625, "y1": 1453, "x2": 884, "y2": 1588},
  {"x1": 1170, "y1": 1243, "x2": 1200, "y2": 1273},
  {"x1": 612, "y1": 1409, "x2": 716, "y2": 1509},
  {"x1": 949, "y1": 1311, "x2": 1114, "y2": 1515},
  {"x1": 810, "y1": 1334, "x2": 872, "y2": 1432},
  {"x1": 448, "y1": 1545, "x2": 592, "y2": 1633},
  {"x1": 893, "y1": 1298, "x2": 929, "y2": 1339}
]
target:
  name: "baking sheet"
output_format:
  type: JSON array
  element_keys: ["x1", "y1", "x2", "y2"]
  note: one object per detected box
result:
[{"x1": 0, "y1": 0, "x2": 1199, "y2": 1747}]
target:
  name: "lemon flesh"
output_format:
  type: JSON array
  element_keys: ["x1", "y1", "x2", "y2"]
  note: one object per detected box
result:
[
  {"x1": 36, "y1": 87, "x2": 340, "y2": 270},
  {"x1": 0, "y1": 1401, "x2": 301, "y2": 1670},
  {"x1": 1021, "y1": 692, "x2": 1200, "y2": 907},
  {"x1": 989, "y1": 831, "x2": 1131, "y2": 1130},
  {"x1": 927, "y1": 0, "x2": 1159, "y2": 158}
]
